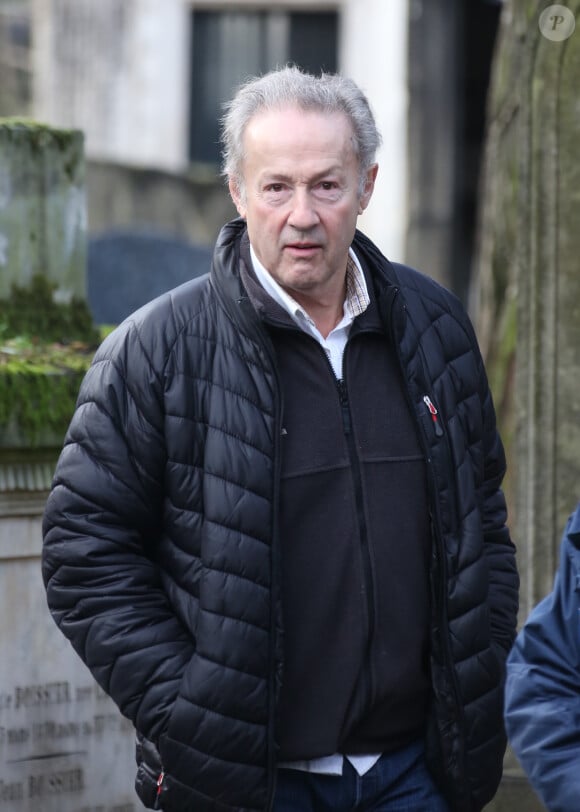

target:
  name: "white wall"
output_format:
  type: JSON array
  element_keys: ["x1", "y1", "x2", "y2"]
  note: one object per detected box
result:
[
  {"x1": 33, "y1": 0, "x2": 190, "y2": 172},
  {"x1": 340, "y1": 0, "x2": 409, "y2": 260}
]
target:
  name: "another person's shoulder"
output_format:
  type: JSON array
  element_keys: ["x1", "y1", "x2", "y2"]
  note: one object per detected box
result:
[
  {"x1": 508, "y1": 501, "x2": 580, "y2": 667},
  {"x1": 504, "y1": 502, "x2": 580, "y2": 810},
  {"x1": 564, "y1": 500, "x2": 580, "y2": 547},
  {"x1": 554, "y1": 503, "x2": 580, "y2": 596},
  {"x1": 534, "y1": 503, "x2": 580, "y2": 610}
]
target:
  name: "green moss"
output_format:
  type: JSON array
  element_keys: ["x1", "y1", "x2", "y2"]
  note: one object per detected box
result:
[
  {"x1": 0, "y1": 274, "x2": 100, "y2": 447},
  {"x1": 0, "y1": 118, "x2": 80, "y2": 152},
  {"x1": 0, "y1": 274, "x2": 99, "y2": 345},
  {"x1": 0, "y1": 343, "x2": 92, "y2": 446}
]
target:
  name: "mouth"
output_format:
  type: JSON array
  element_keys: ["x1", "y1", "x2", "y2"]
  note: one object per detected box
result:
[{"x1": 284, "y1": 242, "x2": 321, "y2": 254}]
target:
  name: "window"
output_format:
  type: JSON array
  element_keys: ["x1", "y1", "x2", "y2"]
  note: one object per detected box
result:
[
  {"x1": 0, "y1": 4, "x2": 32, "y2": 116},
  {"x1": 189, "y1": 10, "x2": 338, "y2": 166}
]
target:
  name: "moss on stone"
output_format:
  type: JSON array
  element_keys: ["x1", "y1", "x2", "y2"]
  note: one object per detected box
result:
[
  {"x1": 0, "y1": 273, "x2": 99, "y2": 446},
  {"x1": 0, "y1": 118, "x2": 80, "y2": 152},
  {"x1": 0, "y1": 274, "x2": 99, "y2": 345},
  {"x1": 0, "y1": 343, "x2": 92, "y2": 446}
]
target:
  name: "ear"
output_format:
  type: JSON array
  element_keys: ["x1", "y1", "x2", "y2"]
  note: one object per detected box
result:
[
  {"x1": 229, "y1": 178, "x2": 246, "y2": 219},
  {"x1": 358, "y1": 164, "x2": 379, "y2": 214}
]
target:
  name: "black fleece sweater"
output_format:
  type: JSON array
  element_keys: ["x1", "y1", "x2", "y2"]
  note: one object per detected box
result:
[{"x1": 242, "y1": 257, "x2": 432, "y2": 761}]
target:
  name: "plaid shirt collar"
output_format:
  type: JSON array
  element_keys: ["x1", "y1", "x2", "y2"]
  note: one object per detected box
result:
[{"x1": 344, "y1": 252, "x2": 370, "y2": 318}]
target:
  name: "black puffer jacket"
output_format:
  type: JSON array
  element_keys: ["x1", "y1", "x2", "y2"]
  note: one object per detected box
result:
[{"x1": 42, "y1": 219, "x2": 519, "y2": 812}]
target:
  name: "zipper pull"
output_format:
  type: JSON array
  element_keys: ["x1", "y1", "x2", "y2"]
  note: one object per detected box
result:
[
  {"x1": 423, "y1": 395, "x2": 443, "y2": 437},
  {"x1": 156, "y1": 771, "x2": 165, "y2": 800}
]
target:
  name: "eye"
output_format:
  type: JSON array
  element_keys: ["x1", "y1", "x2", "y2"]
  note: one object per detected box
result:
[
  {"x1": 313, "y1": 180, "x2": 341, "y2": 201},
  {"x1": 262, "y1": 182, "x2": 291, "y2": 205}
]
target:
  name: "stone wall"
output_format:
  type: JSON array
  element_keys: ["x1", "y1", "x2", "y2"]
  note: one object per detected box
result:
[
  {"x1": 0, "y1": 525, "x2": 143, "y2": 812},
  {"x1": 85, "y1": 159, "x2": 235, "y2": 246}
]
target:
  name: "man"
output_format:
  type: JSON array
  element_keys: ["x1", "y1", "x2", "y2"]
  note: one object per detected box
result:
[
  {"x1": 504, "y1": 503, "x2": 580, "y2": 812},
  {"x1": 42, "y1": 66, "x2": 519, "y2": 812}
]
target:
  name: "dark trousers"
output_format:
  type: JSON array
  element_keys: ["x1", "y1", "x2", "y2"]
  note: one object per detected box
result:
[{"x1": 273, "y1": 740, "x2": 450, "y2": 812}]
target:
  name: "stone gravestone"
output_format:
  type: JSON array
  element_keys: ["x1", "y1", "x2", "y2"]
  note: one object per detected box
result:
[
  {"x1": 87, "y1": 229, "x2": 212, "y2": 325},
  {"x1": 0, "y1": 121, "x2": 85, "y2": 299},
  {"x1": 0, "y1": 547, "x2": 138, "y2": 812},
  {"x1": 0, "y1": 121, "x2": 145, "y2": 812}
]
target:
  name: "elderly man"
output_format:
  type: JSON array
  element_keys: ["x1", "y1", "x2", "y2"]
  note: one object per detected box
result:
[{"x1": 42, "y1": 66, "x2": 518, "y2": 812}]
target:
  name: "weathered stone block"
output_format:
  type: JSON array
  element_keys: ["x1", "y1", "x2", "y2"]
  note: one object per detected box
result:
[
  {"x1": 0, "y1": 527, "x2": 145, "y2": 812},
  {"x1": 0, "y1": 120, "x2": 86, "y2": 300}
]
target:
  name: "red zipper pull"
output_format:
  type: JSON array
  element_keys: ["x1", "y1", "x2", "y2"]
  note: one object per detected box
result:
[
  {"x1": 423, "y1": 395, "x2": 443, "y2": 437},
  {"x1": 156, "y1": 771, "x2": 165, "y2": 797}
]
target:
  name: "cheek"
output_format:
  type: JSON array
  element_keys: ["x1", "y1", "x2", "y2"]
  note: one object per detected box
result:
[
  {"x1": 246, "y1": 215, "x2": 280, "y2": 253},
  {"x1": 252, "y1": 211, "x2": 284, "y2": 238},
  {"x1": 328, "y1": 209, "x2": 358, "y2": 242}
]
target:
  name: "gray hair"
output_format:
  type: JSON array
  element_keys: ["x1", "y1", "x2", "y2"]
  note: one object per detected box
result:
[{"x1": 221, "y1": 65, "x2": 382, "y2": 193}]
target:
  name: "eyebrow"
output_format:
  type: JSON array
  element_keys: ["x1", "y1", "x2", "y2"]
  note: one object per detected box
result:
[{"x1": 261, "y1": 166, "x2": 343, "y2": 185}]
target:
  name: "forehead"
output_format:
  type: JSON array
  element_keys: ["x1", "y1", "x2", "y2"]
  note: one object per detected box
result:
[{"x1": 242, "y1": 106, "x2": 357, "y2": 163}]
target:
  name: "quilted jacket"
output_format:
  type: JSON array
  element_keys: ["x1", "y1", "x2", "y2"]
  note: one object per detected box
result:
[
  {"x1": 504, "y1": 503, "x2": 580, "y2": 812},
  {"x1": 42, "y1": 218, "x2": 519, "y2": 812}
]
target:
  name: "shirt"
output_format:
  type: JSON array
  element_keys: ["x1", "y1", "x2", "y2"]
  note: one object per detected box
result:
[{"x1": 250, "y1": 245, "x2": 370, "y2": 379}]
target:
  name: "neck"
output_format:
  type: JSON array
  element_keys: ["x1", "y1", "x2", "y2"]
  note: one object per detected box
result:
[{"x1": 292, "y1": 289, "x2": 345, "y2": 339}]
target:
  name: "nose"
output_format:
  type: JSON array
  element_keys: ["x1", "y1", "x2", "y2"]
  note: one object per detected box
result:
[{"x1": 288, "y1": 188, "x2": 319, "y2": 231}]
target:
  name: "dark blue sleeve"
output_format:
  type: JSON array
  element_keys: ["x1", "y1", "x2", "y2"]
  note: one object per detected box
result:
[{"x1": 504, "y1": 506, "x2": 580, "y2": 812}]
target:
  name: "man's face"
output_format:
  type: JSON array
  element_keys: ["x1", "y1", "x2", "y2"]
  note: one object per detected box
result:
[{"x1": 229, "y1": 106, "x2": 377, "y2": 307}]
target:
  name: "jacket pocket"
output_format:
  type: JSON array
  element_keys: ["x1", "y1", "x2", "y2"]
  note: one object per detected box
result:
[{"x1": 135, "y1": 731, "x2": 164, "y2": 809}]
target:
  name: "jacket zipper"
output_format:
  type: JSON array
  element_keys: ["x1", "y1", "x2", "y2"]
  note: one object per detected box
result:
[
  {"x1": 278, "y1": 328, "x2": 377, "y2": 715},
  {"x1": 337, "y1": 359, "x2": 376, "y2": 712}
]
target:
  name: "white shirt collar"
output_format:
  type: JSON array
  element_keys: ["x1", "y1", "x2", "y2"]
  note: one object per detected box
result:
[{"x1": 249, "y1": 244, "x2": 370, "y2": 332}]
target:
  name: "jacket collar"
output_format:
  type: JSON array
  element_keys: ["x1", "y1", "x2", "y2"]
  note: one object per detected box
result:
[{"x1": 210, "y1": 218, "x2": 402, "y2": 335}]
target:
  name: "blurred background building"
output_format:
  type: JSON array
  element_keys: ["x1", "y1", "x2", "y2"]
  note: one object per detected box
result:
[{"x1": 0, "y1": 0, "x2": 504, "y2": 303}]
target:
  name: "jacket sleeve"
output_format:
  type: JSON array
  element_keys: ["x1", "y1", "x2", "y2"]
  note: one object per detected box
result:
[
  {"x1": 42, "y1": 317, "x2": 195, "y2": 743},
  {"x1": 474, "y1": 329, "x2": 519, "y2": 656},
  {"x1": 504, "y1": 511, "x2": 580, "y2": 812}
]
